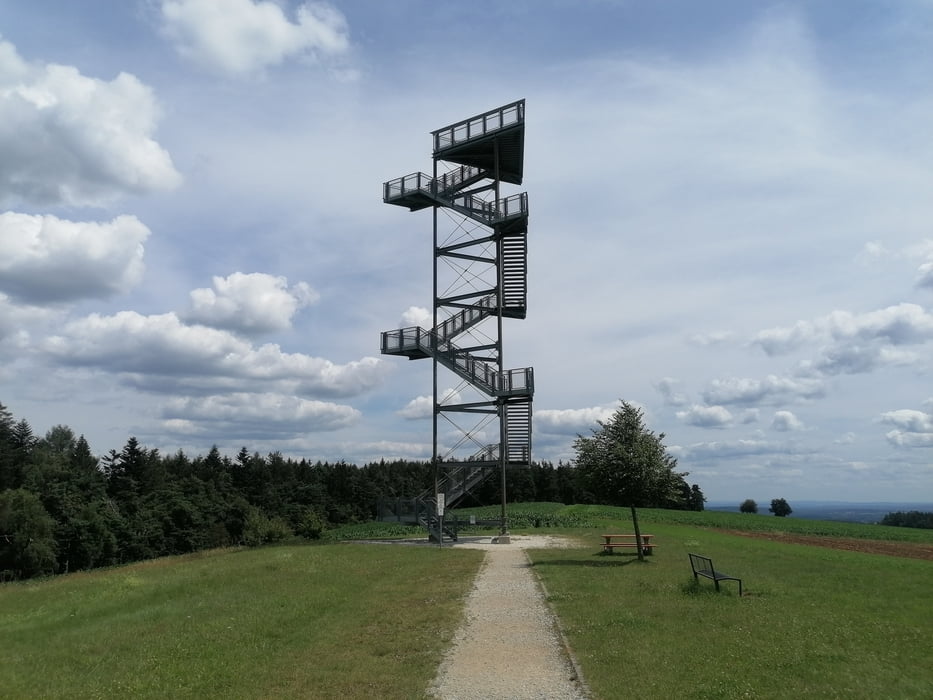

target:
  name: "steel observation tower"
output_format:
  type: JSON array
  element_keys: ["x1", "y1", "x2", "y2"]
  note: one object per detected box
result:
[{"x1": 379, "y1": 100, "x2": 533, "y2": 542}]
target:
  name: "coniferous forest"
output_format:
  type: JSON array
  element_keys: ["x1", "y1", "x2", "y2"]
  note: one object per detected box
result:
[{"x1": 0, "y1": 401, "x2": 705, "y2": 580}]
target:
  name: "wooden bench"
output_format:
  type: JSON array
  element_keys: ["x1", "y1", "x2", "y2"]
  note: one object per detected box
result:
[
  {"x1": 601, "y1": 534, "x2": 656, "y2": 555},
  {"x1": 688, "y1": 553, "x2": 743, "y2": 595}
]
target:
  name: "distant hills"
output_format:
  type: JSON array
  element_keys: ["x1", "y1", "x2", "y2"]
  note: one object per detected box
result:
[{"x1": 706, "y1": 501, "x2": 933, "y2": 524}]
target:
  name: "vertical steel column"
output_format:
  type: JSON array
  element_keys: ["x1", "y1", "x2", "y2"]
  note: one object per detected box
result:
[
  {"x1": 494, "y1": 137, "x2": 509, "y2": 537},
  {"x1": 432, "y1": 156, "x2": 440, "y2": 540}
]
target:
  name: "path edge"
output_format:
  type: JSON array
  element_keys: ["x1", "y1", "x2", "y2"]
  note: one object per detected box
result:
[{"x1": 522, "y1": 548, "x2": 593, "y2": 699}]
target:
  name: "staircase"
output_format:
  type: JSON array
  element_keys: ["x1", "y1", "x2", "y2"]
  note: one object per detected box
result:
[
  {"x1": 378, "y1": 100, "x2": 532, "y2": 540},
  {"x1": 505, "y1": 401, "x2": 532, "y2": 463},
  {"x1": 500, "y1": 236, "x2": 527, "y2": 318},
  {"x1": 376, "y1": 445, "x2": 496, "y2": 540},
  {"x1": 381, "y1": 325, "x2": 533, "y2": 398}
]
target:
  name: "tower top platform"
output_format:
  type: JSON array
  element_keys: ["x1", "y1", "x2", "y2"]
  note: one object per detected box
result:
[{"x1": 431, "y1": 100, "x2": 525, "y2": 185}]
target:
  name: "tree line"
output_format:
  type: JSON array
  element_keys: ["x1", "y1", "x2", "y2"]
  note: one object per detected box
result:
[
  {"x1": 1, "y1": 400, "x2": 704, "y2": 580},
  {"x1": 880, "y1": 511, "x2": 933, "y2": 529}
]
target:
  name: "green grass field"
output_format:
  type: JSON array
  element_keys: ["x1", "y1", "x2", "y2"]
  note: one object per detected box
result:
[
  {"x1": 1, "y1": 543, "x2": 483, "y2": 699},
  {"x1": 2, "y1": 504, "x2": 931, "y2": 699}
]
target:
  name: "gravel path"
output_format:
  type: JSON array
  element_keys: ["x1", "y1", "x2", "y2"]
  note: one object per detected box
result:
[{"x1": 426, "y1": 535, "x2": 589, "y2": 700}]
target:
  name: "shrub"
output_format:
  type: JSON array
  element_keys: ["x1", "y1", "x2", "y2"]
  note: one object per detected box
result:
[
  {"x1": 296, "y1": 509, "x2": 327, "y2": 540},
  {"x1": 242, "y1": 507, "x2": 293, "y2": 546},
  {"x1": 740, "y1": 499, "x2": 758, "y2": 514},
  {"x1": 769, "y1": 498, "x2": 793, "y2": 517}
]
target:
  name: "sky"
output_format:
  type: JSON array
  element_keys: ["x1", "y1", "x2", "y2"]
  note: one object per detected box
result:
[{"x1": 2, "y1": 0, "x2": 932, "y2": 505}]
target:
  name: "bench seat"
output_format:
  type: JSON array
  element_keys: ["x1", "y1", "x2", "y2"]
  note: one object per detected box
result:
[
  {"x1": 688, "y1": 553, "x2": 742, "y2": 595},
  {"x1": 602, "y1": 543, "x2": 657, "y2": 547}
]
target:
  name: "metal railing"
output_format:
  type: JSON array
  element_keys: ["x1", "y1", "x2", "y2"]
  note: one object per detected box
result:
[
  {"x1": 384, "y1": 171, "x2": 429, "y2": 202},
  {"x1": 448, "y1": 191, "x2": 527, "y2": 226},
  {"x1": 383, "y1": 165, "x2": 485, "y2": 203},
  {"x1": 384, "y1": 172, "x2": 526, "y2": 229},
  {"x1": 432, "y1": 100, "x2": 525, "y2": 153},
  {"x1": 435, "y1": 294, "x2": 496, "y2": 341},
  {"x1": 381, "y1": 326, "x2": 533, "y2": 398},
  {"x1": 437, "y1": 165, "x2": 485, "y2": 195}
]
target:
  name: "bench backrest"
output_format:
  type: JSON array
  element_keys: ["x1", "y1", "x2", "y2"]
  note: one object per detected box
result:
[{"x1": 688, "y1": 552, "x2": 714, "y2": 574}]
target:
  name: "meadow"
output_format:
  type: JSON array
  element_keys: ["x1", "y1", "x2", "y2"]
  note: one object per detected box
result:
[{"x1": 2, "y1": 504, "x2": 931, "y2": 699}]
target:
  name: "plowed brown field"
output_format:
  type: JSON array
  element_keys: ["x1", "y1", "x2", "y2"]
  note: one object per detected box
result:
[{"x1": 719, "y1": 530, "x2": 933, "y2": 561}]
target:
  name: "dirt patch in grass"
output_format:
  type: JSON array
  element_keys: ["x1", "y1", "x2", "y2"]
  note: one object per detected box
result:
[{"x1": 719, "y1": 530, "x2": 933, "y2": 561}]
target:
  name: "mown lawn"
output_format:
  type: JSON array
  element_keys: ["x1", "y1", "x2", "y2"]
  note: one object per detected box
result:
[
  {"x1": 526, "y1": 519, "x2": 932, "y2": 699},
  {"x1": 0, "y1": 543, "x2": 483, "y2": 699},
  {"x1": 3, "y1": 505, "x2": 931, "y2": 699}
]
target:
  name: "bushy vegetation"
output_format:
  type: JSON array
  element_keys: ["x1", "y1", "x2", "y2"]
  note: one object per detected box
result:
[
  {"x1": 769, "y1": 497, "x2": 793, "y2": 517},
  {"x1": 881, "y1": 510, "x2": 933, "y2": 529},
  {"x1": 573, "y1": 401, "x2": 705, "y2": 510}
]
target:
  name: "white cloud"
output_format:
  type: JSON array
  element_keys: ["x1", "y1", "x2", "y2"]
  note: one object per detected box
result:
[
  {"x1": 879, "y1": 407, "x2": 933, "y2": 448},
  {"x1": 810, "y1": 344, "x2": 919, "y2": 376},
  {"x1": 834, "y1": 432, "x2": 856, "y2": 445},
  {"x1": 400, "y1": 306, "x2": 431, "y2": 327},
  {"x1": 675, "y1": 438, "x2": 816, "y2": 460},
  {"x1": 43, "y1": 310, "x2": 387, "y2": 398},
  {"x1": 879, "y1": 408, "x2": 933, "y2": 432},
  {"x1": 771, "y1": 410, "x2": 804, "y2": 432},
  {"x1": 701, "y1": 374, "x2": 825, "y2": 406},
  {"x1": 827, "y1": 304, "x2": 933, "y2": 345},
  {"x1": 534, "y1": 406, "x2": 616, "y2": 435},
  {"x1": 350, "y1": 440, "x2": 431, "y2": 462},
  {"x1": 161, "y1": 392, "x2": 359, "y2": 436},
  {"x1": 160, "y1": 0, "x2": 350, "y2": 76},
  {"x1": 884, "y1": 430, "x2": 933, "y2": 447},
  {"x1": 753, "y1": 320, "x2": 816, "y2": 356},
  {"x1": 398, "y1": 395, "x2": 432, "y2": 420},
  {"x1": 184, "y1": 272, "x2": 318, "y2": 335},
  {"x1": 675, "y1": 439, "x2": 779, "y2": 460},
  {"x1": 861, "y1": 241, "x2": 888, "y2": 259},
  {"x1": 0, "y1": 293, "x2": 60, "y2": 347},
  {"x1": 0, "y1": 39, "x2": 180, "y2": 207},
  {"x1": 686, "y1": 331, "x2": 735, "y2": 347},
  {"x1": 656, "y1": 377, "x2": 689, "y2": 406},
  {"x1": 0, "y1": 213, "x2": 149, "y2": 303},
  {"x1": 676, "y1": 404, "x2": 733, "y2": 429},
  {"x1": 754, "y1": 304, "x2": 933, "y2": 356},
  {"x1": 918, "y1": 261, "x2": 933, "y2": 289},
  {"x1": 398, "y1": 388, "x2": 462, "y2": 420}
]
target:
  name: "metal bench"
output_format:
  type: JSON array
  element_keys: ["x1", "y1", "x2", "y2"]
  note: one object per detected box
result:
[{"x1": 688, "y1": 553, "x2": 743, "y2": 595}]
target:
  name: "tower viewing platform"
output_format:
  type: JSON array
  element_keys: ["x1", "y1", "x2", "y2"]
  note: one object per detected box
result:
[{"x1": 431, "y1": 100, "x2": 525, "y2": 185}]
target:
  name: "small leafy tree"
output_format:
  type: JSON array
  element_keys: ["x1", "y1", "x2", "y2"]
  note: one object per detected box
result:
[
  {"x1": 769, "y1": 498, "x2": 792, "y2": 517},
  {"x1": 573, "y1": 401, "x2": 686, "y2": 508},
  {"x1": 574, "y1": 401, "x2": 688, "y2": 561},
  {"x1": 740, "y1": 499, "x2": 758, "y2": 514}
]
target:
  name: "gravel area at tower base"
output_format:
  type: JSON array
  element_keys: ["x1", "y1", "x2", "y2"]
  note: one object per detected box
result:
[{"x1": 427, "y1": 535, "x2": 589, "y2": 700}]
